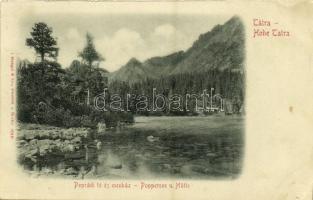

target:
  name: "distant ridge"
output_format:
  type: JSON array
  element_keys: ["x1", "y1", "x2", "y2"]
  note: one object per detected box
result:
[{"x1": 110, "y1": 16, "x2": 244, "y2": 83}]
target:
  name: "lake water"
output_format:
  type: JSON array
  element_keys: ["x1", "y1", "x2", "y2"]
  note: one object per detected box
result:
[
  {"x1": 18, "y1": 115, "x2": 244, "y2": 179},
  {"x1": 94, "y1": 115, "x2": 244, "y2": 179}
]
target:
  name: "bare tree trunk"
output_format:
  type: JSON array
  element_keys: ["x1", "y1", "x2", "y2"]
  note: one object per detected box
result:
[
  {"x1": 88, "y1": 61, "x2": 92, "y2": 72},
  {"x1": 41, "y1": 52, "x2": 44, "y2": 62}
]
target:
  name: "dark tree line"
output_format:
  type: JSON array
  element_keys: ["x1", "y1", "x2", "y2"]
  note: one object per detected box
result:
[
  {"x1": 18, "y1": 22, "x2": 244, "y2": 129},
  {"x1": 109, "y1": 69, "x2": 245, "y2": 115},
  {"x1": 18, "y1": 22, "x2": 133, "y2": 128}
]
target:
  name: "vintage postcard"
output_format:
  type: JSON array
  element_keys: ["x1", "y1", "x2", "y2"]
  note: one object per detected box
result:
[{"x1": 0, "y1": 1, "x2": 312, "y2": 199}]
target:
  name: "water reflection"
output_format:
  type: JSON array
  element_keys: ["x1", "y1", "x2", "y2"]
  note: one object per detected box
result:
[
  {"x1": 93, "y1": 125, "x2": 243, "y2": 179},
  {"x1": 19, "y1": 116, "x2": 244, "y2": 179}
]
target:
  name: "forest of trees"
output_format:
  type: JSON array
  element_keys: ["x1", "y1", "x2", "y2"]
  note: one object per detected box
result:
[
  {"x1": 18, "y1": 22, "x2": 133, "y2": 128},
  {"x1": 17, "y1": 22, "x2": 244, "y2": 129},
  {"x1": 109, "y1": 69, "x2": 245, "y2": 116}
]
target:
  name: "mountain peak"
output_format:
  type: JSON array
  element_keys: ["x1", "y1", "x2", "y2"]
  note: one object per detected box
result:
[
  {"x1": 226, "y1": 15, "x2": 242, "y2": 24},
  {"x1": 126, "y1": 58, "x2": 141, "y2": 67},
  {"x1": 111, "y1": 15, "x2": 244, "y2": 83}
]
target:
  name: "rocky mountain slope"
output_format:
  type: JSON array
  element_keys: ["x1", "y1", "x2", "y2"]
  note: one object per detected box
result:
[{"x1": 110, "y1": 16, "x2": 244, "y2": 83}]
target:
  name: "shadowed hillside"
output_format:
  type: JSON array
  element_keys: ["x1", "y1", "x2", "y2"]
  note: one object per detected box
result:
[{"x1": 110, "y1": 16, "x2": 244, "y2": 83}]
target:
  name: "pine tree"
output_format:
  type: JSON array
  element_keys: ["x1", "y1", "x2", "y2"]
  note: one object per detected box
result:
[
  {"x1": 79, "y1": 33, "x2": 104, "y2": 68},
  {"x1": 26, "y1": 22, "x2": 58, "y2": 62}
]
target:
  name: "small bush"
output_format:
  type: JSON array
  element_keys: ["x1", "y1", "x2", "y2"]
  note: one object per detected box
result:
[
  {"x1": 17, "y1": 104, "x2": 33, "y2": 123},
  {"x1": 81, "y1": 115, "x2": 95, "y2": 128}
]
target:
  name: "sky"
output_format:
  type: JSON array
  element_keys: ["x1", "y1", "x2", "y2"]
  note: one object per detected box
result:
[{"x1": 18, "y1": 14, "x2": 231, "y2": 72}]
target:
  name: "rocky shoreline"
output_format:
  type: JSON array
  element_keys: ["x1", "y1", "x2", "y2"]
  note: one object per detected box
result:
[{"x1": 17, "y1": 123, "x2": 101, "y2": 178}]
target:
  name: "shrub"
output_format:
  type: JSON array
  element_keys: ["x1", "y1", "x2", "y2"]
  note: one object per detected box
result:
[
  {"x1": 81, "y1": 115, "x2": 95, "y2": 128},
  {"x1": 17, "y1": 104, "x2": 33, "y2": 123}
]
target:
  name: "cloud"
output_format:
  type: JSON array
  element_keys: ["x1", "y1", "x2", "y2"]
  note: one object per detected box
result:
[
  {"x1": 65, "y1": 28, "x2": 81, "y2": 40},
  {"x1": 19, "y1": 24, "x2": 192, "y2": 72},
  {"x1": 95, "y1": 28, "x2": 147, "y2": 72},
  {"x1": 154, "y1": 24, "x2": 176, "y2": 38},
  {"x1": 57, "y1": 28, "x2": 84, "y2": 68},
  {"x1": 148, "y1": 24, "x2": 191, "y2": 57},
  {"x1": 66, "y1": 25, "x2": 191, "y2": 72}
]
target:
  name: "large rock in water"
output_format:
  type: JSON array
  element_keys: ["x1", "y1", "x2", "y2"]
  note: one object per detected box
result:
[
  {"x1": 97, "y1": 123, "x2": 106, "y2": 134},
  {"x1": 147, "y1": 135, "x2": 159, "y2": 142}
]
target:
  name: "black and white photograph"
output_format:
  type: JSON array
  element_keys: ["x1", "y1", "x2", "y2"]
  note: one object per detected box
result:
[
  {"x1": 2, "y1": 1, "x2": 313, "y2": 200},
  {"x1": 16, "y1": 13, "x2": 245, "y2": 179}
]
